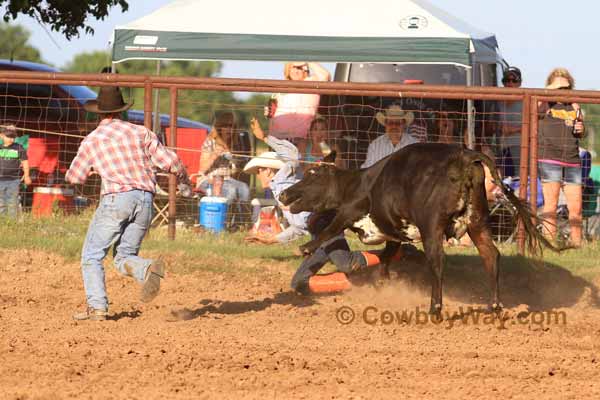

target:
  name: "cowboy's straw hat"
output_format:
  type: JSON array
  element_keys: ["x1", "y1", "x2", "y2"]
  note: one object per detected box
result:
[
  {"x1": 375, "y1": 105, "x2": 414, "y2": 127},
  {"x1": 243, "y1": 152, "x2": 286, "y2": 174},
  {"x1": 84, "y1": 86, "x2": 133, "y2": 114}
]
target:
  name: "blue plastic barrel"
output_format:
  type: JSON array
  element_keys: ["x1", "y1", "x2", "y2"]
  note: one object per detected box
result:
[{"x1": 199, "y1": 197, "x2": 229, "y2": 232}]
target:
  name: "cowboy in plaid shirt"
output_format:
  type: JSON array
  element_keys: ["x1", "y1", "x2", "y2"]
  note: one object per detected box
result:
[
  {"x1": 66, "y1": 86, "x2": 191, "y2": 321},
  {"x1": 66, "y1": 119, "x2": 187, "y2": 194}
]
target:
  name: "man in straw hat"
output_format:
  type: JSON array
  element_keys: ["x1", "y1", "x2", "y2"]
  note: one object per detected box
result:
[
  {"x1": 362, "y1": 104, "x2": 418, "y2": 168},
  {"x1": 66, "y1": 86, "x2": 191, "y2": 321}
]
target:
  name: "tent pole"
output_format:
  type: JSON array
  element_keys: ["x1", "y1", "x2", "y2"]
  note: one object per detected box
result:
[
  {"x1": 466, "y1": 67, "x2": 475, "y2": 149},
  {"x1": 152, "y1": 61, "x2": 161, "y2": 136}
]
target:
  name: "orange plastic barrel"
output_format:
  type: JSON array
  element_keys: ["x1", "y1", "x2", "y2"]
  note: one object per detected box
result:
[{"x1": 32, "y1": 187, "x2": 75, "y2": 217}]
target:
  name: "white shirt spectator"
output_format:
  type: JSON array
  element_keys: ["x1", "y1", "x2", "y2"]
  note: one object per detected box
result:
[{"x1": 362, "y1": 131, "x2": 418, "y2": 168}]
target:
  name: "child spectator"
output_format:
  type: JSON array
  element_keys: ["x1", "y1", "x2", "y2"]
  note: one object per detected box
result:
[{"x1": 0, "y1": 125, "x2": 31, "y2": 217}]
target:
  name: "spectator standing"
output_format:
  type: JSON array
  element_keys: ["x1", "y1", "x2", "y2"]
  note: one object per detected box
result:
[
  {"x1": 0, "y1": 125, "x2": 31, "y2": 217},
  {"x1": 362, "y1": 104, "x2": 419, "y2": 168},
  {"x1": 268, "y1": 62, "x2": 331, "y2": 142},
  {"x1": 538, "y1": 68, "x2": 585, "y2": 247},
  {"x1": 497, "y1": 67, "x2": 523, "y2": 176},
  {"x1": 66, "y1": 86, "x2": 191, "y2": 321}
]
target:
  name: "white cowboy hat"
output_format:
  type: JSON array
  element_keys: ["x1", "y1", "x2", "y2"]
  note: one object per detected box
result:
[
  {"x1": 375, "y1": 105, "x2": 414, "y2": 127},
  {"x1": 243, "y1": 152, "x2": 286, "y2": 174}
]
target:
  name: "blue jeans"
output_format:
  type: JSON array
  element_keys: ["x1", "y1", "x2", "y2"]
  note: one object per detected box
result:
[
  {"x1": 290, "y1": 235, "x2": 366, "y2": 293},
  {"x1": 81, "y1": 190, "x2": 155, "y2": 310},
  {"x1": 0, "y1": 179, "x2": 20, "y2": 217}
]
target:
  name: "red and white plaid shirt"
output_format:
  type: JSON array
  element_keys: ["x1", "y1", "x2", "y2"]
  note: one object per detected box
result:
[{"x1": 66, "y1": 118, "x2": 186, "y2": 195}]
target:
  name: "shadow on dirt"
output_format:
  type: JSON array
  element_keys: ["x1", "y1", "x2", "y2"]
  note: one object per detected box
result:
[
  {"x1": 171, "y1": 245, "x2": 598, "y2": 320},
  {"x1": 168, "y1": 291, "x2": 316, "y2": 321},
  {"x1": 378, "y1": 246, "x2": 600, "y2": 311},
  {"x1": 268, "y1": 255, "x2": 302, "y2": 262},
  {"x1": 108, "y1": 310, "x2": 142, "y2": 321}
]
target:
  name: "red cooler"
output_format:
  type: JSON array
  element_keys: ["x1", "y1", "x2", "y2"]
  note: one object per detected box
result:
[{"x1": 32, "y1": 187, "x2": 75, "y2": 217}]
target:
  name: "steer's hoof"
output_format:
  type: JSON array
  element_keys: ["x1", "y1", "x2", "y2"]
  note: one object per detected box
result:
[
  {"x1": 429, "y1": 304, "x2": 442, "y2": 320},
  {"x1": 488, "y1": 302, "x2": 504, "y2": 314},
  {"x1": 378, "y1": 265, "x2": 391, "y2": 281},
  {"x1": 429, "y1": 311, "x2": 443, "y2": 323},
  {"x1": 299, "y1": 243, "x2": 316, "y2": 256},
  {"x1": 300, "y1": 247, "x2": 311, "y2": 256},
  {"x1": 372, "y1": 276, "x2": 390, "y2": 291}
]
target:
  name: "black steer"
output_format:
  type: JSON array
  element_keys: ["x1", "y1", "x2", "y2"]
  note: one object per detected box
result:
[{"x1": 279, "y1": 143, "x2": 556, "y2": 315}]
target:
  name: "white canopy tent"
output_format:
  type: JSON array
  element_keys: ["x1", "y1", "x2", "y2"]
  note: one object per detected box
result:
[
  {"x1": 112, "y1": 0, "x2": 504, "y2": 147},
  {"x1": 112, "y1": 0, "x2": 501, "y2": 67}
]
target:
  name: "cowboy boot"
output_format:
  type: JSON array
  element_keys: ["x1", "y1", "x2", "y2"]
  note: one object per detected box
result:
[{"x1": 73, "y1": 307, "x2": 108, "y2": 321}]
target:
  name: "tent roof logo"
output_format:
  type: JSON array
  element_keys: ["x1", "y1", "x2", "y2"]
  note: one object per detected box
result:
[{"x1": 399, "y1": 15, "x2": 429, "y2": 30}]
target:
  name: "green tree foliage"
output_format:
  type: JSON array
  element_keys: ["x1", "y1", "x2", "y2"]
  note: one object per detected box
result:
[
  {"x1": 63, "y1": 50, "x2": 111, "y2": 76},
  {"x1": 1, "y1": 0, "x2": 129, "y2": 40},
  {"x1": 0, "y1": 23, "x2": 45, "y2": 63},
  {"x1": 65, "y1": 50, "x2": 269, "y2": 127}
]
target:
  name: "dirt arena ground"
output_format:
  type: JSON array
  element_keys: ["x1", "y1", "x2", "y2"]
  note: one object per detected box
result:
[{"x1": 2, "y1": 247, "x2": 600, "y2": 399}]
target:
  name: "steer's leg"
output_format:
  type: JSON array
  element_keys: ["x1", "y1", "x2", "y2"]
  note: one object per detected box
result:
[
  {"x1": 377, "y1": 241, "x2": 400, "y2": 280},
  {"x1": 422, "y1": 227, "x2": 445, "y2": 318},
  {"x1": 300, "y1": 209, "x2": 364, "y2": 255},
  {"x1": 468, "y1": 223, "x2": 502, "y2": 312},
  {"x1": 467, "y1": 164, "x2": 502, "y2": 312}
]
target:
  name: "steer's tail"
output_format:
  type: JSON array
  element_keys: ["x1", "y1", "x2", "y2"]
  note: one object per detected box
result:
[{"x1": 472, "y1": 152, "x2": 560, "y2": 255}]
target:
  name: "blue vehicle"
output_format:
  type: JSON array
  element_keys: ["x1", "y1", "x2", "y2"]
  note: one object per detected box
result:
[
  {"x1": 0, "y1": 59, "x2": 210, "y2": 133},
  {"x1": 0, "y1": 59, "x2": 210, "y2": 194}
]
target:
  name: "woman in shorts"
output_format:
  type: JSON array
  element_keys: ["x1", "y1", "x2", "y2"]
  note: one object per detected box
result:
[{"x1": 538, "y1": 68, "x2": 585, "y2": 247}]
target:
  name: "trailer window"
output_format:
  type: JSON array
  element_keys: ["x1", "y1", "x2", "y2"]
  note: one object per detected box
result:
[{"x1": 347, "y1": 63, "x2": 467, "y2": 85}]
